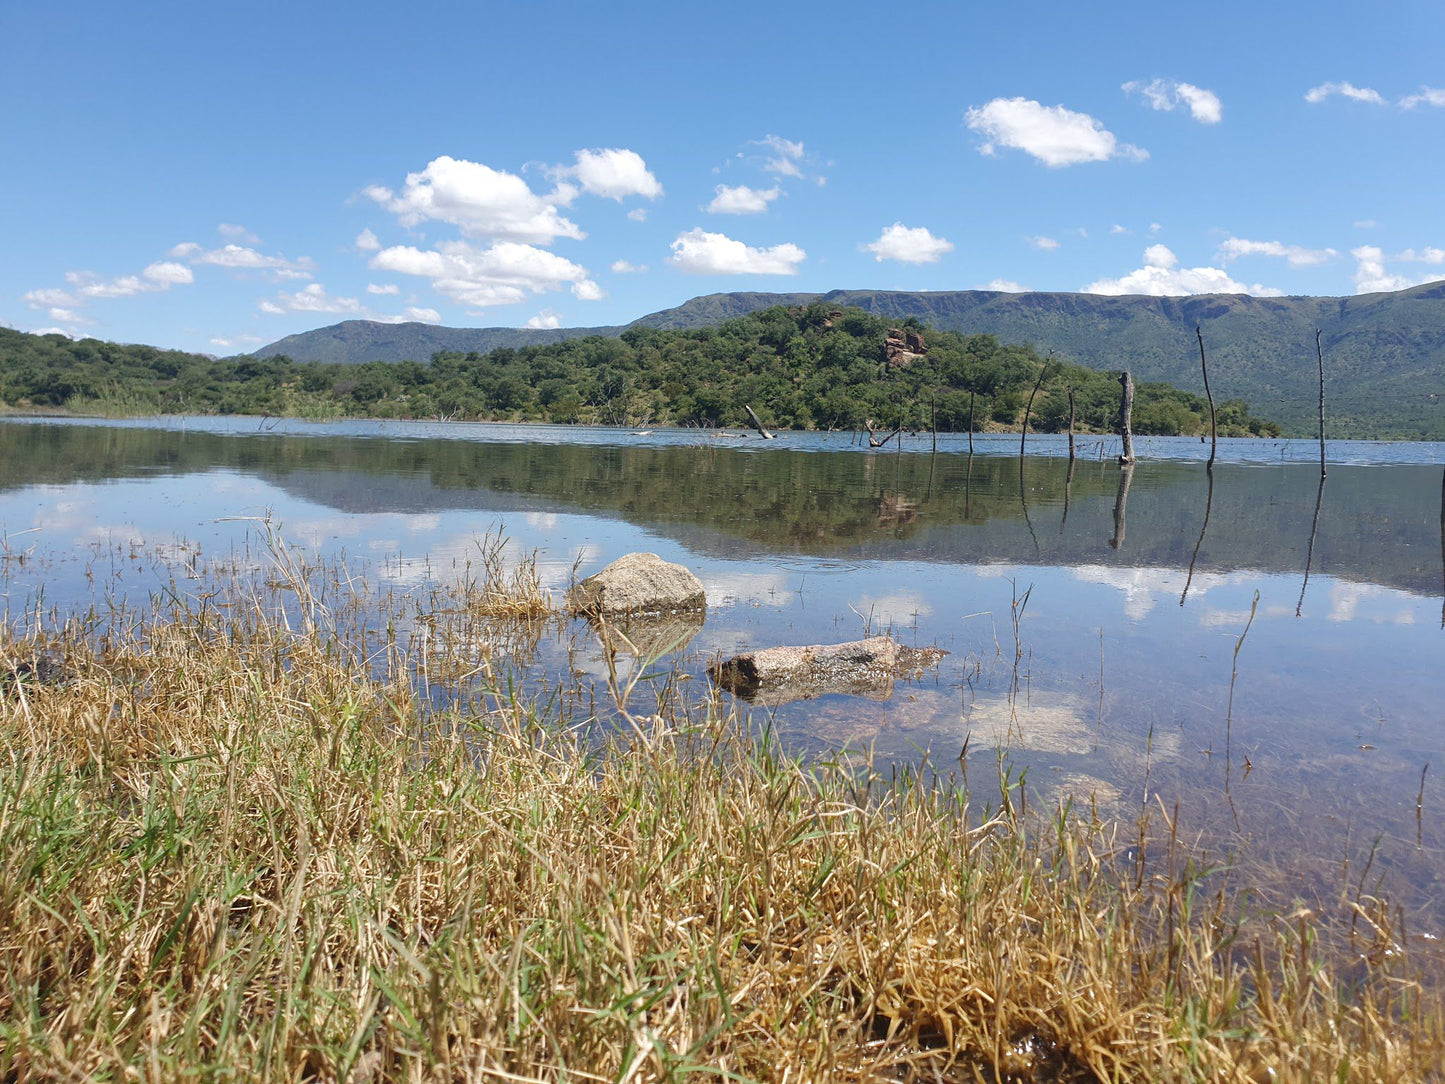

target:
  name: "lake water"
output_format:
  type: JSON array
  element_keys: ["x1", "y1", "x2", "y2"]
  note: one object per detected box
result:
[{"x1": 3, "y1": 416, "x2": 1443, "y2": 925}]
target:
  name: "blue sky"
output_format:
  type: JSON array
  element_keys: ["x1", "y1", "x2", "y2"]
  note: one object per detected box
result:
[{"x1": 3, "y1": 0, "x2": 1442, "y2": 353}]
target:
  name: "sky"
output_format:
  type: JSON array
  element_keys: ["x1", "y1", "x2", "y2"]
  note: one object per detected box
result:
[{"x1": 2, "y1": 0, "x2": 1443, "y2": 354}]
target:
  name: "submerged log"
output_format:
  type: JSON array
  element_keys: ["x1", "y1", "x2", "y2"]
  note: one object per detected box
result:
[{"x1": 711, "y1": 636, "x2": 947, "y2": 707}]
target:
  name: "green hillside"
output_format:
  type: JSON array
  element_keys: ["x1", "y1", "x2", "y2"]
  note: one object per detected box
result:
[
  {"x1": 0, "y1": 307, "x2": 1277, "y2": 438},
  {"x1": 251, "y1": 282, "x2": 1445, "y2": 438}
]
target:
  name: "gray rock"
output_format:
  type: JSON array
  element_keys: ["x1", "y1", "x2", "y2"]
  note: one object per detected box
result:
[
  {"x1": 567, "y1": 552, "x2": 707, "y2": 617},
  {"x1": 711, "y1": 636, "x2": 947, "y2": 706}
]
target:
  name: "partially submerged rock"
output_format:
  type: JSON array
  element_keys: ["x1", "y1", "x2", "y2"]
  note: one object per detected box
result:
[
  {"x1": 711, "y1": 636, "x2": 947, "y2": 707},
  {"x1": 567, "y1": 552, "x2": 707, "y2": 618}
]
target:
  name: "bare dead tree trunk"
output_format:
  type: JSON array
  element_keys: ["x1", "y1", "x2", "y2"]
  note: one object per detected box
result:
[
  {"x1": 967, "y1": 392, "x2": 976, "y2": 455},
  {"x1": 1109, "y1": 464, "x2": 1134, "y2": 550},
  {"x1": 1118, "y1": 371, "x2": 1136, "y2": 465},
  {"x1": 744, "y1": 404, "x2": 774, "y2": 439},
  {"x1": 1020, "y1": 357, "x2": 1052, "y2": 455},
  {"x1": 864, "y1": 419, "x2": 900, "y2": 448},
  {"x1": 930, "y1": 392, "x2": 937, "y2": 454},
  {"x1": 1196, "y1": 326, "x2": 1217, "y2": 470},
  {"x1": 1297, "y1": 474, "x2": 1327, "y2": 617},
  {"x1": 1316, "y1": 329, "x2": 1327, "y2": 478},
  {"x1": 1181, "y1": 467, "x2": 1215, "y2": 606},
  {"x1": 1067, "y1": 387, "x2": 1076, "y2": 461}
]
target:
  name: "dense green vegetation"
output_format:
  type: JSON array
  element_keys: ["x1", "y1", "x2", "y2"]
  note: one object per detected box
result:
[
  {"x1": 255, "y1": 281, "x2": 1445, "y2": 439},
  {"x1": 0, "y1": 306, "x2": 1278, "y2": 436}
]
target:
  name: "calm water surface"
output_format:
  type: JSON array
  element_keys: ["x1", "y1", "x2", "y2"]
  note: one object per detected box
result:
[{"x1": 3, "y1": 416, "x2": 1443, "y2": 921}]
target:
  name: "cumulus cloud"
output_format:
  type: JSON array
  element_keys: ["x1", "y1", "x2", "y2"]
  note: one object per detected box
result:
[
  {"x1": 1085, "y1": 245, "x2": 1283, "y2": 296},
  {"x1": 965, "y1": 97, "x2": 1148, "y2": 167},
  {"x1": 1026, "y1": 235, "x2": 1060, "y2": 251},
  {"x1": 1350, "y1": 245, "x2": 1445, "y2": 294},
  {"x1": 24, "y1": 258, "x2": 196, "y2": 315},
  {"x1": 667, "y1": 228, "x2": 805, "y2": 275},
  {"x1": 707, "y1": 184, "x2": 781, "y2": 215},
  {"x1": 366, "y1": 155, "x2": 584, "y2": 244},
  {"x1": 373, "y1": 306, "x2": 442, "y2": 325},
  {"x1": 862, "y1": 223, "x2": 954, "y2": 264},
  {"x1": 209, "y1": 333, "x2": 265, "y2": 349},
  {"x1": 178, "y1": 243, "x2": 315, "y2": 280},
  {"x1": 985, "y1": 279, "x2": 1028, "y2": 292},
  {"x1": 1122, "y1": 78, "x2": 1222, "y2": 124},
  {"x1": 627, "y1": 208, "x2": 648, "y2": 222},
  {"x1": 1110, "y1": 224, "x2": 1131, "y2": 235},
  {"x1": 48, "y1": 307, "x2": 94, "y2": 325},
  {"x1": 217, "y1": 223, "x2": 260, "y2": 243},
  {"x1": 525, "y1": 309, "x2": 563, "y2": 329},
  {"x1": 1400, "y1": 86, "x2": 1445, "y2": 109},
  {"x1": 258, "y1": 283, "x2": 365, "y2": 315},
  {"x1": 370, "y1": 239, "x2": 602, "y2": 308},
  {"x1": 610, "y1": 259, "x2": 648, "y2": 273},
  {"x1": 1305, "y1": 81, "x2": 1386, "y2": 105},
  {"x1": 1399, "y1": 246, "x2": 1445, "y2": 264},
  {"x1": 1217, "y1": 237, "x2": 1338, "y2": 266},
  {"x1": 366, "y1": 283, "x2": 400, "y2": 294},
  {"x1": 356, "y1": 228, "x2": 381, "y2": 251},
  {"x1": 563, "y1": 148, "x2": 662, "y2": 201}
]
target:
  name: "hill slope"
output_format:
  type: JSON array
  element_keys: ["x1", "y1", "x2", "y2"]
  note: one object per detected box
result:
[{"x1": 254, "y1": 282, "x2": 1445, "y2": 437}]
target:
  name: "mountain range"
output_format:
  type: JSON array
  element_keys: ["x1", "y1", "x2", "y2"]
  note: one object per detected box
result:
[{"x1": 253, "y1": 283, "x2": 1445, "y2": 437}]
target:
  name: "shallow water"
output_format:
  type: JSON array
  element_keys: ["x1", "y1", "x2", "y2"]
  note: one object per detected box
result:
[{"x1": 3, "y1": 415, "x2": 1443, "y2": 924}]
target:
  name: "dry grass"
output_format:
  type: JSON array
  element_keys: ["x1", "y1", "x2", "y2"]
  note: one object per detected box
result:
[{"x1": 0, "y1": 559, "x2": 1442, "y2": 1083}]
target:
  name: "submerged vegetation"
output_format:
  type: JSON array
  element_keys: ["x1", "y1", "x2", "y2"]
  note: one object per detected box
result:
[
  {"x1": 0, "y1": 307, "x2": 1280, "y2": 436},
  {"x1": 1, "y1": 540, "x2": 1439, "y2": 1081}
]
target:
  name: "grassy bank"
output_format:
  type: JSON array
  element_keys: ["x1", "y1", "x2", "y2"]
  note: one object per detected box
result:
[{"x1": 1, "y1": 558, "x2": 1441, "y2": 1082}]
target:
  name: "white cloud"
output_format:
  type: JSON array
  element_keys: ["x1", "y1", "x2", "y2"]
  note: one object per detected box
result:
[
  {"x1": 168, "y1": 242, "x2": 202, "y2": 259},
  {"x1": 26, "y1": 257, "x2": 196, "y2": 311},
  {"x1": 862, "y1": 222, "x2": 954, "y2": 264},
  {"x1": 1354, "y1": 219, "x2": 1378, "y2": 229},
  {"x1": 1400, "y1": 86, "x2": 1445, "y2": 109},
  {"x1": 667, "y1": 228, "x2": 806, "y2": 275},
  {"x1": 565, "y1": 148, "x2": 662, "y2": 201},
  {"x1": 209, "y1": 333, "x2": 265, "y2": 349},
  {"x1": 370, "y1": 239, "x2": 601, "y2": 308},
  {"x1": 373, "y1": 306, "x2": 442, "y2": 325},
  {"x1": 706, "y1": 184, "x2": 781, "y2": 215},
  {"x1": 525, "y1": 309, "x2": 563, "y2": 329},
  {"x1": 1122, "y1": 78, "x2": 1222, "y2": 124},
  {"x1": 1350, "y1": 245, "x2": 1445, "y2": 294},
  {"x1": 186, "y1": 243, "x2": 314, "y2": 279},
  {"x1": 143, "y1": 260, "x2": 195, "y2": 285},
  {"x1": 1026, "y1": 235, "x2": 1060, "y2": 251},
  {"x1": 1304, "y1": 81, "x2": 1386, "y2": 105},
  {"x1": 1149, "y1": 222, "x2": 1163, "y2": 234},
  {"x1": 1110, "y1": 224, "x2": 1131, "y2": 235},
  {"x1": 48, "y1": 307, "x2": 94, "y2": 325},
  {"x1": 985, "y1": 279, "x2": 1027, "y2": 292},
  {"x1": 366, "y1": 283, "x2": 400, "y2": 294},
  {"x1": 22, "y1": 287, "x2": 77, "y2": 308},
  {"x1": 757, "y1": 133, "x2": 806, "y2": 178},
  {"x1": 258, "y1": 283, "x2": 365, "y2": 315},
  {"x1": 367, "y1": 155, "x2": 584, "y2": 244},
  {"x1": 610, "y1": 259, "x2": 648, "y2": 273},
  {"x1": 965, "y1": 97, "x2": 1148, "y2": 167},
  {"x1": 1217, "y1": 237, "x2": 1338, "y2": 266},
  {"x1": 1085, "y1": 245, "x2": 1283, "y2": 296},
  {"x1": 356, "y1": 228, "x2": 381, "y2": 251},
  {"x1": 627, "y1": 208, "x2": 648, "y2": 222},
  {"x1": 217, "y1": 223, "x2": 260, "y2": 243},
  {"x1": 1399, "y1": 246, "x2": 1445, "y2": 264}
]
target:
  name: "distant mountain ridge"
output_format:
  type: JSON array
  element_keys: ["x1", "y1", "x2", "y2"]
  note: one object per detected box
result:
[{"x1": 253, "y1": 282, "x2": 1445, "y2": 436}]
